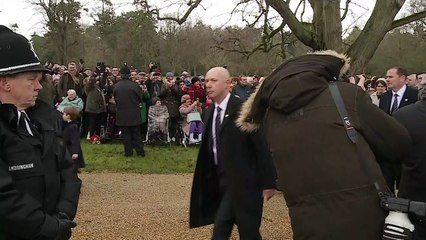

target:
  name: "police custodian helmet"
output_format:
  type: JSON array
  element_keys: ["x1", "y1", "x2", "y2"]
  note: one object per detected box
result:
[{"x1": 0, "y1": 25, "x2": 48, "y2": 75}]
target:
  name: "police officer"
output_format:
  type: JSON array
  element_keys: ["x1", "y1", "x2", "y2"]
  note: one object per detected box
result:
[{"x1": 0, "y1": 26, "x2": 81, "y2": 239}]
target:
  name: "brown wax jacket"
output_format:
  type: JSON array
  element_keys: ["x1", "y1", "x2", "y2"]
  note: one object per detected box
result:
[{"x1": 237, "y1": 50, "x2": 411, "y2": 240}]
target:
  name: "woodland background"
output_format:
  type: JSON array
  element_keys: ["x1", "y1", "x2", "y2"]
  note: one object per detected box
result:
[{"x1": 8, "y1": 0, "x2": 426, "y2": 77}]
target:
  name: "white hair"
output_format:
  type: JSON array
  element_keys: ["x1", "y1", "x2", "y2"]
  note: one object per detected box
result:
[{"x1": 67, "y1": 89, "x2": 76, "y2": 95}]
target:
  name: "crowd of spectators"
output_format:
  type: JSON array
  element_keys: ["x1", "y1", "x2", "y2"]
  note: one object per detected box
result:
[{"x1": 38, "y1": 61, "x2": 264, "y2": 146}]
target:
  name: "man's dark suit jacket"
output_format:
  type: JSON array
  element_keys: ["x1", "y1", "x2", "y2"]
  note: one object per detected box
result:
[
  {"x1": 393, "y1": 100, "x2": 426, "y2": 203},
  {"x1": 189, "y1": 95, "x2": 277, "y2": 228},
  {"x1": 393, "y1": 101, "x2": 426, "y2": 240},
  {"x1": 378, "y1": 85, "x2": 418, "y2": 193},
  {"x1": 379, "y1": 86, "x2": 418, "y2": 114}
]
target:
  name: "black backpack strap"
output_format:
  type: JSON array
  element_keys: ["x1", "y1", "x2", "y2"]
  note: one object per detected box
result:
[
  {"x1": 328, "y1": 81, "x2": 382, "y2": 193},
  {"x1": 328, "y1": 81, "x2": 358, "y2": 144}
]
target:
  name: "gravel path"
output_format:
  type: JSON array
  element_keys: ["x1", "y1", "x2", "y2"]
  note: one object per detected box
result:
[{"x1": 73, "y1": 173, "x2": 293, "y2": 239}]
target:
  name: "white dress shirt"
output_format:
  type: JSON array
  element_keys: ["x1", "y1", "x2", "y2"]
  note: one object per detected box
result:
[
  {"x1": 212, "y1": 93, "x2": 231, "y2": 165},
  {"x1": 390, "y1": 84, "x2": 407, "y2": 112},
  {"x1": 17, "y1": 110, "x2": 34, "y2": 136}
]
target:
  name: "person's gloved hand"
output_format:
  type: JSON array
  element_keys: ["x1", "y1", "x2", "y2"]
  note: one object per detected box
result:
[
  {"x1": 383, "y1": 211, "x2": 414, "y2": 240},
  {"x1": 55, "y1": 212, "x2": 76, "y2": 240}
]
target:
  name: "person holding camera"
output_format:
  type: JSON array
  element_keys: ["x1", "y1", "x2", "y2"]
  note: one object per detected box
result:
[
  {"x1": 159, "y1": 73, "x2": 180, "y2": 142},
  {"x1": 0, "y1": 25, "x2": 81, "y2": 240},
  {"x1": 83, "y1": 71, "x2": 106, "y2": 138},
  {"x1": 237, "y1": 50, "x2": 412, "y2": 239}
]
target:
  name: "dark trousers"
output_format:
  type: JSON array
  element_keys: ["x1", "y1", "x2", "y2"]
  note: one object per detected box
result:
[
  {"x1": 87, "y1": 112, "x2": 102, "y2": 136},
  {"x1": 141, "y1": 122, "x2": 148, "y2": 140},
  {"x1": 413, "y1": 219, "x2": 426, "y2": 240},
  {"x1": 121, "y1": 125, "x2": 145, "y2": 156},
  {"x1": 80, "y1": 112, "x2": 89, "y2": 138},
  {"x1": 212, "y1": 188, "x2": 263, "y2": 240},
  {"x1": 168, "y1": 116, "x2": 179, "y2": 139},
  {"x1": 380, "y1": 161, "x2": 401, "y2": 194}
]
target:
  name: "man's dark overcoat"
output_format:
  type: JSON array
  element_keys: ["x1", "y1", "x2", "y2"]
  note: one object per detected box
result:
[
  {"x1": 113, "y1": 77, "x2": 144, "y2": 127},
  {"x1": 189, "y1": 95, "x2": 277, "y2": 228},
  {"x1": 393, "y1": 98, "x2": 426, "y2": 238},
  {"x1": 393, "y1": 100, "x2": 426, "y2": 203}
]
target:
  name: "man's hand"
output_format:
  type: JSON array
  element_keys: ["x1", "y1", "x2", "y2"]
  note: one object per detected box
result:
[
  {"x1": 349, "y1": 75, "x2": 366, "y2": 91},
  {"x1": 71, "y1": 154, "x2": 78, "y2": 160},
  {"x1": 262, "y1": 189, "x2": 277, "y2": 201},
  {"x1": 356, "y1": 75, "x2": 366, "y2": 91},
  {"x1": 55, "y1": 212, "x2": 77, "y2": 240},
  {"x1": 383, "y1": 211, "x2": 414, "y2": 240}
]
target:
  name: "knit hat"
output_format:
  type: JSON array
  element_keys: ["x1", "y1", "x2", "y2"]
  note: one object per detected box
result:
[
  {"x1": 191, "y1": 76, "x2": 200, "y2": 85},
  {"x1": 166, "y1": 72, "x2": 174, "y2": 78},
  {"x1": 181, "y1": 94, "x2": 191, "y2": 103},
  {"x1": 0, "y1": 25, "x2": 47, "y2": 75}
]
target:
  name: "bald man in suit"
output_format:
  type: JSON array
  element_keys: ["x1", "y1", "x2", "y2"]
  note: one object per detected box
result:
[{"x1": 189, "y1": 67, "x2": 277, "y2": 240}]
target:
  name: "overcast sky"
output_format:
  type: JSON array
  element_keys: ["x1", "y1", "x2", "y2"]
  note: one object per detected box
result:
[{"x1": 0, "y1": 0, "x2": 409, "y2": 39}]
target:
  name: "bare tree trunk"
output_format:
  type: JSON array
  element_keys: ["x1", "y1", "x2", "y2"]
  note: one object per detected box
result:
[
  {"x1": 59, "y1": 24, "x2": 66, "y2": 64},
  {"x1": 347, "y1": 0, "x2": 405, "y2": 73},
  {"x1": 310, "y1": 0, "x2": 343, "y2": 51},
  {"x1": 266, "y1": 0, "x2": 426, "y2": 72}
]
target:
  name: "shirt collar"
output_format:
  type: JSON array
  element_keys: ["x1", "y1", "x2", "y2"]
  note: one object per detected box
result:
[
  {"x1": 16, "y1": 110, "x2": 27, "y2": 126},
  {"x1": 215, "y1": 92, "x2": 231, "y2": 111},
  {"x1": 393, "y1": 84, "x2": 407, "y2": 97}
]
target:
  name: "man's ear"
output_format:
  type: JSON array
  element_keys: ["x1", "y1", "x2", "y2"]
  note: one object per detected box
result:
[{"x1": 0, "y1": 77, "x2": 11, "y2": 91}]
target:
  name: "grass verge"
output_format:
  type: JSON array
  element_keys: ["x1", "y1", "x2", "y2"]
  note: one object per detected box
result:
[{"x1": 81, "y1": 140, "x2": 199, "y2": 174}]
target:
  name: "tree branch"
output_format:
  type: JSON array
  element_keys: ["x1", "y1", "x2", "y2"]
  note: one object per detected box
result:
[
  {"x1": 214, "y1": 40, "x2": 282, "y2": 60},
  {"x1": 155, "y1": 0, "x2": 203, "y2": 25},
  {"x1": 341, "y1": 0, "x2": 351, "y2": 21},
  {"x1": 390, "y1": 10, "x2": 426, "y2": 30},
  {"x1": 265, "y1": 0, "x2": 319, "y2": 49}
]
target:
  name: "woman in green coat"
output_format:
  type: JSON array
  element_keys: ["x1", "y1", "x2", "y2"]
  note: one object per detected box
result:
[{"x1": 140, "y1": 85, "x2": 151, "y2": 138}]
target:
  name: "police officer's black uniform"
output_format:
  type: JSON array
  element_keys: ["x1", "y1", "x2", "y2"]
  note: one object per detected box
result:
[{"x1": 0, "y1": 25, "x2": 81, "y2": 239}]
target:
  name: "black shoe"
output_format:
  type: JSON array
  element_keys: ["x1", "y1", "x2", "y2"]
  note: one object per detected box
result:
[
  {"x1": 124, "y1": 154, "x2": 133, "y2": 157},
  {"x1": 137, "y1": 153, "x2": 145, "y2": 157}
]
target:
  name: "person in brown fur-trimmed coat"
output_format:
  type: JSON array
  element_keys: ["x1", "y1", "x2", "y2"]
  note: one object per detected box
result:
[{"x1": 236, "y1": 50, "x2": 412, "y2": 240}]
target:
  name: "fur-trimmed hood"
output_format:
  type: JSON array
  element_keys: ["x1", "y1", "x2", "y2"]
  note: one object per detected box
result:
[{"x1": 236, "y1": 50, "x2": 350, "y2": 132}]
